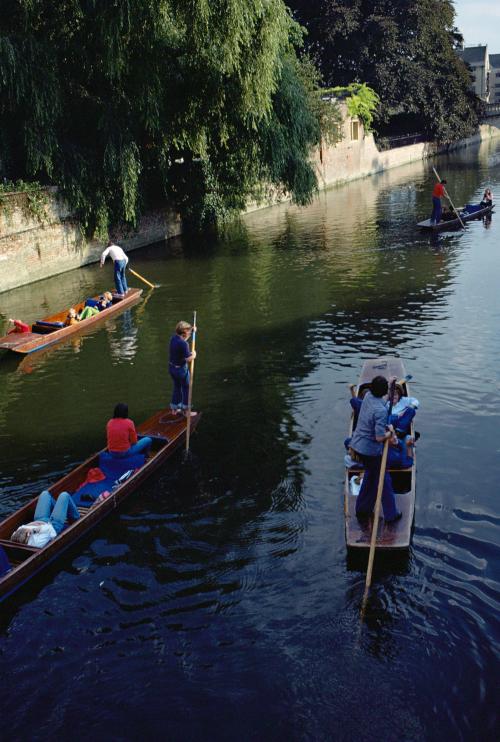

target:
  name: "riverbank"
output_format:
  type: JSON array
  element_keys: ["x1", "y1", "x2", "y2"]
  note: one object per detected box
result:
[{"x1": 1, "y1": 113, "x2": 499, "y2": 294}]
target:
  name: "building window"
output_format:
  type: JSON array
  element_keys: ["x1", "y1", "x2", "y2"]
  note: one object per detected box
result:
[
  {"x1": 350, "y1": 120, "x2": 359, "y2": 141},
  {"x1": 496, "y1": 71, "x2": 500, "y2": 77}
]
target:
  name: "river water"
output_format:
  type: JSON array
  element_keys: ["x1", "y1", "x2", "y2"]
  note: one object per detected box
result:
[{"x1": 0, "y1": 138, "x2": 499, "y2": 740}]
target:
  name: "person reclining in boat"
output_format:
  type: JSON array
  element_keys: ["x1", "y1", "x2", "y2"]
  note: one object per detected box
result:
[
  {"x1": 98, "y1": 291, "x2": 113, "y2": 311},
  {"x1": 11, "y1": 490, "x2": 80, "y2": 548},
  {"x1": 349, "y1": 382, "x2": 418, "y2": 437},
  {"x1": 7, "y1": 318, "x2": 30, "y2": 334},
  {"x1": 480, "y1": 188, "x2": 493, "y2": 208},
  {"x1": 78, "y1": 305, "x2": 100, "y2": 321},
  {"x1": 345, "y1": 433, "x2": 415, "y2": 469},
  {"x1": 388, "y1": 382, "x2": 419, "y2": 436},
  {"x1": 106, "y1": 402, "x2": 153, "y2": 459},
  {"x1": 65, "y1": 308, "x2": 80, "y2": 326}
]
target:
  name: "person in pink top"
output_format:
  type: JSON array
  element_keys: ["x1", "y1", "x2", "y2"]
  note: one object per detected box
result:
[
  {"x1": 7, "y1": 318, "x2": 30, "y2": 334},
  {"x1": 106, "y1": 403, "x2": 152, "y2": 459}
]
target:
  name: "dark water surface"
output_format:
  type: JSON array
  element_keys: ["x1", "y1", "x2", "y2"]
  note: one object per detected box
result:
[{"x1": 1, "y1": 139, "x2": 499, "y2": 740}]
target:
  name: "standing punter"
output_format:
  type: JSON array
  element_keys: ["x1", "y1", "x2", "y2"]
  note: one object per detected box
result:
[
  {"x1": 100, "y1": 240, "x2": 129, "y2": 296},
  {"x1": 430, "y1": 178, "x2": 448, "y2": 225}
]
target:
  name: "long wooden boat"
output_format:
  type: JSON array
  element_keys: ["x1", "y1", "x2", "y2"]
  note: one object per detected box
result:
[
  {"x1": 0, "y1": 408, "x2": 201, "y2": 602},
  {"x1": 417, "y1": 202, "x2": 493, "y2": 231},
  {"x1": 344, "y1": 357, "x2": 416, "y2": 550},
  {"x1": 0, "y1": 287, "x2": 142, "y2": 355}
]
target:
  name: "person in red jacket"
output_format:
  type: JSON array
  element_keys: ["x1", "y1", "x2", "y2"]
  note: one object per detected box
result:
[
  {"x1": 7, "y1": 318, "x2": 30, "y2": 334},
  {"x1": 430, "y1": 179, "x2": 448, "y2": 224},
  {"x1": 106, "y1": 403, "x2": 152, "y2": 459}
]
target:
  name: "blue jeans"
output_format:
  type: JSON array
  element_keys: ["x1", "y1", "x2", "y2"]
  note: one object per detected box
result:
[
  {"x1": 34, "y1": 490, "x2": 80, "y2": 534},
  {"x1": 114, "y1": 259, "x2": 128, "y2": 294},
  {"x1": 109, "y1": 436, "x2": 152, "y2": 458},
  {"x1": 169, "y1": 363, "x2": 190, "y2": 409},
  {"x1": 355, "y1": 453, "x2": 399, "y2": 520},
  {"x1": 430, "y1": 196, "x2": 442, "y2": 224}
]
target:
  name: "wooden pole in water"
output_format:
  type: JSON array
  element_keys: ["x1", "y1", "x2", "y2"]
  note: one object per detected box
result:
[
  {"x1": 185, "y1": 311, "x2": 197, "y2": 454},
  {"x1": 432, "y1": 166, "x2": 466, "y2": 229},
  {"x1": 129, "y1": 268, "x2": 156, "y2": 289}
]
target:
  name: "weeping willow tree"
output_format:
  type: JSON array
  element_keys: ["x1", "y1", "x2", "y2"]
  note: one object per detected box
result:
[{"x1": 0, "y1": 0, "x2": 331, "y2": 236}]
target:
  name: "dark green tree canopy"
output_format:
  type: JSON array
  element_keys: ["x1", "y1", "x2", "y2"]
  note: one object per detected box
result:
[
  {"x1": 287, "y1": 0, "x2": 482, "y2": 142},
  {"x1": 0, "y1": 0, "x2": 327, "y2": 235}
]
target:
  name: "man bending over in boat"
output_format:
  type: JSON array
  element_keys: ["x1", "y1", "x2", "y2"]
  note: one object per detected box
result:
[
  {"x1": 349, "y1": 375, "x2": 402, "y2": 524},
  {"x1": 7, "y1": 318, "x2": 30, "y2": 334}
]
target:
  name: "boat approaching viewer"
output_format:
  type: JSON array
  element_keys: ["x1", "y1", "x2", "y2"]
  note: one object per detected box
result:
[{"x1": 344, "y1": 357, "x2": 416, "y2": 550}]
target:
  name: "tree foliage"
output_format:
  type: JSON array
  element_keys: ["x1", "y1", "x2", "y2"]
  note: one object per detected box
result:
[
  {"x1": 0, "y1": 0, "x2": 326, "y2": 235},
  {"x1": 323, "y1": 83, "x2": 380, "y2": 131},
  {"x1": 287, "y1": 0, "x2": 482, "y2": 142}
]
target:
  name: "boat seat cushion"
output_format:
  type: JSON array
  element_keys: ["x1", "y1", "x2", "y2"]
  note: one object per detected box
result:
[
  {"x1": 464, "y1": 203, "x2": 482, "y2": 214},
  {"x1": 35, "y1": 320, "x2": 65, "y2": 328},
  {"x1": 98, "y1": 452, "x2": 145, "y2": 479},
  {"x1": 73, "y1": 479, "x2": 114, "y2": 506}
]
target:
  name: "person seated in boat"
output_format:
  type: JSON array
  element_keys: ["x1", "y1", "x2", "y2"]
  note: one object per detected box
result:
[
  {"x1": 345, "y1": 433, "x2": 416, "y2": 469},
  {"x1": 388, "y1": 382, "x2": 419, "y2": 436},
  {"x1": 11, "y1": 490, "x2": 80, "y2": 548},
  {"x1": 349, "y1": 375, "x2": 402, "y2": 523},
  {"x1": 98, "y1": 291, "x2": 113, "y2": 311},
  {"x1": 78, "y1": 305, "x2": 100, "y2": 321},
  {"x1": 106, "y1": 402, "x2": 152, "y2": 459},
  {"x1": 65, "y1": 308, "x2": 80, "y2": 326},
  {"x1": 480, "y1": 188, "x2": 493, "y2": 208},
  {"x1": 7, "y1": 318, "x2": 30, "y2": 334}
]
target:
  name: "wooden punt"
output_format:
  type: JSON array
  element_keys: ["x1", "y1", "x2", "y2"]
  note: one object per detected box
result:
[
  {"x1": 0, "y1": 287, "x2": 142, "y2": 355},
  {"x1": 417, "y1": 203, "x2": 493, "y2": 231},
  {"x1": 0, "y1": 409, "x2": 201, "y2": 602},
  {"x1": 344, "y1": 357, "x2": 416, "y2": 550}
]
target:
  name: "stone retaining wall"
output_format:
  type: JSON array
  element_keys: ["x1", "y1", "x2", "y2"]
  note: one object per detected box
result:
[{"x1": 1, "y1": 112, "x2": 499, "y2": 294}]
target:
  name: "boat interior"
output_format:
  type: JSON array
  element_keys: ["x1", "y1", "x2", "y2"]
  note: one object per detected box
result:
[{"x1": 0, "y1": 435, "x2": 169, "y2": 571}]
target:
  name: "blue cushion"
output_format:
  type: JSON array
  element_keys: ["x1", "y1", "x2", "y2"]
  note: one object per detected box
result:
[
  {"x1": 85, "y1": 298, "x2": 100, "y2": 308},
  {"x1": 73, "y1": 478, "x2": 114, "y2": 506},
  {"x1": 35, "y1": 320, "x2": 65, "y2": 328},
  {"x1": 98, "y1": 452, "x2": 145, "y2": 480},
  {"x1": 465, "y1": 204, "x2": 482, "y2": 214}
]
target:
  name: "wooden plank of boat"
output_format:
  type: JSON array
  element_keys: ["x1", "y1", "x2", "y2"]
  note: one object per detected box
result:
[
  {"x1": 417, "y1": 203, "x2": 494, "y2": 231},
  {"x1": 0, "y1": 408, "x2": 201, "y2": 602},
  {"x1": 0, "y1": 287, "x2": 143, "y2": 354},
  {"x1": 344, "y1": 357, "x2": 416, "y2": 550}
]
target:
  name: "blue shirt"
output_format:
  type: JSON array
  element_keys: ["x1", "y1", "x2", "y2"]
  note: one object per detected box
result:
[
  {"x1": 169, "y1": 334, "x2": 190, "y2": 366},
  {"x1": 350, "y1": 391, "x2": 388, "y2": 456}
]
